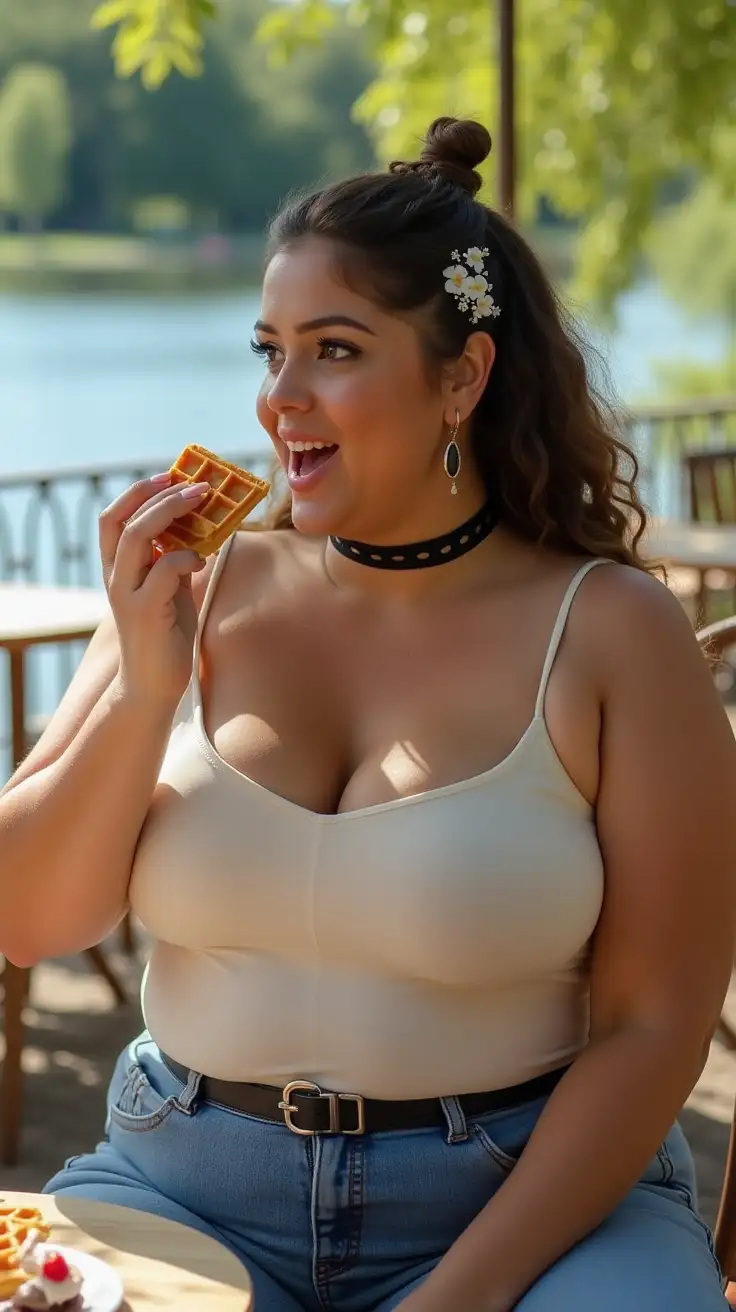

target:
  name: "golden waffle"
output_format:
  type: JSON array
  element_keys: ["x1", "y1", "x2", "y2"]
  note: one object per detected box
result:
[
  {"x1": 154, "y1": 444, "x2": 271, "y2": 558},
  {"x1": 0, "y1": 1206, "x2": 51, "y2": 1298}
]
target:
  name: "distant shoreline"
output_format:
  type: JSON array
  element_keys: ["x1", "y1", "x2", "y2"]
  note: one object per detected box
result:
[{"x1": 0, "y1": 227, "x2": 576, "y2": 293}]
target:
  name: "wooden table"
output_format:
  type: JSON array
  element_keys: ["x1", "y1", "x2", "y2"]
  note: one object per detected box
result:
[
  {"x1": 0, "y1": 584, "x2": 110, "y2": 1167},
  {"x1": 645, "y1": 519, "x2": 736, "y2": 572},
  {"x1": 0, "y1": 583, "x2": 109, "y2": 776},
  {"x1": 644, "y1": 519, "x2": 736, "y2": 617},
  {"x1": 0, "y1": 1192, "x2": 253, "y2": 1310}
]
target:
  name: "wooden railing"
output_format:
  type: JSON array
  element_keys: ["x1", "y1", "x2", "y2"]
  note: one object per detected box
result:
[
  {"x1": 1, "y1": 397, "x2": 735, "y2": 769},
  {"x1": 624, "y1": 395, "x2": 736, "y2": 520}
]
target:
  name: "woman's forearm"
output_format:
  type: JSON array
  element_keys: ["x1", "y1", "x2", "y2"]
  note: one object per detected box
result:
[{"x1": 414, "y1": 1027, "x2": 708, "y2": 1311}]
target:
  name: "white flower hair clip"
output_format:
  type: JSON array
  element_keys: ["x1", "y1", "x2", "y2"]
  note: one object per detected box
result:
[{"x1": 443, "y1": 246, "x2": 501, "y2": 325}]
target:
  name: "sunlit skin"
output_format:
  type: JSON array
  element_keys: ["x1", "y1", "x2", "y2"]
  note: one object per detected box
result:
[{"x1": 254, "y1": 237, "x2": 496, "y2": 571}]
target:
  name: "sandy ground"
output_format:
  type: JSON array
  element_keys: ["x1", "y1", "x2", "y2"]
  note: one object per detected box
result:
[{"x1": 1, "y1": 939, "x2": 735, "y2": 1230}]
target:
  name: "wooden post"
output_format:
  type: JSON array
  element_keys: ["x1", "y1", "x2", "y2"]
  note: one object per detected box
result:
[
  {"x1": 1, "y1": 647, "x2": 29, "y2": 1163},
  {"x1": 1, "y1": 963, "x2": 30, "y2": 1166},
  {"x1": 498, "y1": 0, "x2": 516, "y2": 217}
]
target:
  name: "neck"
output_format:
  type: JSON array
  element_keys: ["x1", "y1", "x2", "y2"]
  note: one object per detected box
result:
[{"x1": 323, "y1": 490, "x2": 506, "y2": 602}]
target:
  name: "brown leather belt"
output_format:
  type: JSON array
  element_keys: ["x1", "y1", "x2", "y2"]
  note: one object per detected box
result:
[{"x1": 160, "y1": 1052, "x2": 568, "y2": 1136}]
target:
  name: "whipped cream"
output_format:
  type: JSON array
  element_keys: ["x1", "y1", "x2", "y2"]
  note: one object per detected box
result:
[{"x1": 12, "y1": 1236, "x2": 82, "y2": 1309}]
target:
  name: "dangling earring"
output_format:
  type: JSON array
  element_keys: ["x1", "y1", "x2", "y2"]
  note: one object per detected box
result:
[{"x1": 443, "y1": 409, "x2": 461, "y2": 496}]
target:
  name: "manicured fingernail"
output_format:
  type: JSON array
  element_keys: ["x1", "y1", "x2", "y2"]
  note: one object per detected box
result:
[
  {"x1": 182, "y1": 482, "x2": 209, "y2": 499},
  {"x1": 150, "y1": 471, "x2": 172, "y2": 484}
]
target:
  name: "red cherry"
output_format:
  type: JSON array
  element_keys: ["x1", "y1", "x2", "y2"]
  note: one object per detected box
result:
[{"x1": 41, "y1": 1252, "x2": 70, "y2": 1282}]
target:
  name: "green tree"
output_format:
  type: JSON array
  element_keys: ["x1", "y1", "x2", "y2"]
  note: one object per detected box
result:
[
  {"x1": 0, "y1": 0, "x2": 374, "y2": 232},
  {"x1": 645, "y1": 179, "x2": 736, "y2": 396},
  {"x1": 0, "y1": 63, "x2": 73, "y2": 228},
  {"x1": 103, "y1": 0, "x2": 736, "y2": 311},
  {"x1": 285, "y1": 0, "x2": 736, "y2": 312},
  {"x1": 648, "y1": 180, "x2": 736, "y2": 357},
  {"x1": 652, "y1": 354, "x2": 736, "y2": 400}
]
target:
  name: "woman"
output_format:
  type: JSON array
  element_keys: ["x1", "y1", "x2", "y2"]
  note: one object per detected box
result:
[{"x1": 2, "y1": 117, "x2": 735, "y2": 1311}]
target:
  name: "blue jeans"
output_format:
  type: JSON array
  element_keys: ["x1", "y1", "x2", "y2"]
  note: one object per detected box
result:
[{"x1": 45, "y1": 1034, "x2": 727, "y2": 1311}]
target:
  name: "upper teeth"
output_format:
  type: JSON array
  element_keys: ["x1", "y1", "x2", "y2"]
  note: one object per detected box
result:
[{"x1": 284, "y1": 440, "x2": 326, "y2": 451}]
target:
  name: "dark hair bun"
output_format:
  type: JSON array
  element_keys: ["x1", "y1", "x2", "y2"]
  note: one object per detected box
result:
[
  {"x1": 389, "y1": 117, "x2": 491, "y2": 197},
  {"x1": 419, "y1": 117, "x2": 492, "y2": 197}
]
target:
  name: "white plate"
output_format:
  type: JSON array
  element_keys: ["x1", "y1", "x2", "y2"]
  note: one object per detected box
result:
[{"x1": 29, "y1": 1245, "x2": 123, "y2": 1312}]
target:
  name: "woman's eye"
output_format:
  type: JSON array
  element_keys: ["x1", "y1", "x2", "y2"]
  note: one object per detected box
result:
[
  {"x1": 317, "y1": 339, "x2": 357, "y2": 362},
  {"x1": 249, "y1": 337, "x2": 357, "y2": 368},
  {"x1": 250, "y1": 339, "x2": 280, "y2": 368}
]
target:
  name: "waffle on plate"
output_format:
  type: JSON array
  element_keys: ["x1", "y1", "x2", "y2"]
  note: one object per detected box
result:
[{"x1": 0, "y1": 1208, "x2": 51, "y2": 1299}]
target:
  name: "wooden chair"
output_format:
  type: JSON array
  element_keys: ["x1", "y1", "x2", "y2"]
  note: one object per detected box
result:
[
  {"x1": 683, "y1": 449, "x2": 736, "y2": 525},
  {"x1": 0, "y1": 946, "x2": 128, "y2": 1167},
  {"x1": 697, "y1": 617, "x2": 736, "y2": 1296},
  {"x1": 680, "y1": 450, "x2": 736, "y2": 620}
]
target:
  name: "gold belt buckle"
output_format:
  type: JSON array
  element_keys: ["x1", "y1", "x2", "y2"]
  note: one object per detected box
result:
[{"x1": 278, "y1": 1080, "x2": 366, "y2": 1135}]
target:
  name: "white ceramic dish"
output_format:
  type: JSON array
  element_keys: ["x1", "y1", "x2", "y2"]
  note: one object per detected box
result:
[{"x1": 3, "y1": 1245, "x2": 123, "y2": 1312}]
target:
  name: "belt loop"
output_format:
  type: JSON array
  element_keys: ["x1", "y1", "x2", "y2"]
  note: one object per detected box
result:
[
  {"x1": 440, "y1": 1095, "x2": 468, "y2": 1144},
  {"x1": 175, "y1": 1068, "x2": 202, "y2": 1115}
]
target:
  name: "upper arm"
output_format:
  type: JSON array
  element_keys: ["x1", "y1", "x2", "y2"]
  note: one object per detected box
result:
[
  {"x1": 1, "y1": 555, "x2": 218, "y2": 797},
  {"x1": 586, "y1": 568, "x2": 736, "y2": 1043}
]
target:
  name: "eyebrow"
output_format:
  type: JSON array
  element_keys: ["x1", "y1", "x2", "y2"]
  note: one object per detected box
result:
[{"x1": 254, "y1": 315, "x2": 377, "y2": 336}]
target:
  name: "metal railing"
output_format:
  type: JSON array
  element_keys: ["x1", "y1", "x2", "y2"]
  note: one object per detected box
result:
[
  {"x1": 3, "y1": 400, "x2": 736, "y2": 586},
  {"x1": 0, "y1": 452, "x2": 274, "y2": 586},
  {"x1": 1, "y1": 398, "x2": 735, "y2": 770}
]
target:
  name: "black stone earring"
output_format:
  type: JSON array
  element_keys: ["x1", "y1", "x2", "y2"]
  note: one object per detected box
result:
[{"x1": 443, "y1": 409, "x2": 461, "y2": 495}]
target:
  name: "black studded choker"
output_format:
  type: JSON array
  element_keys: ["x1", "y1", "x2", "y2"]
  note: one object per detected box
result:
[{"x1": 329, "y1": 502, "x2": 498, "y2": 570}]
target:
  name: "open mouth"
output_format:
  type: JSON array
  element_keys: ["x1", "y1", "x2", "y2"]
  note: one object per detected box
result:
[{"x1": 286, "y1": 443, "x2": 339, "y2": 481}]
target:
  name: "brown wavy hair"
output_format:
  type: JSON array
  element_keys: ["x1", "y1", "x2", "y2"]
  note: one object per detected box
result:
[{"x1": 260, "y1": 116, "x2": 650, "y2": 570}]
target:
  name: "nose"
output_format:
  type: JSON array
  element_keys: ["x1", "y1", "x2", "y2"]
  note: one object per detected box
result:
[{"x1": 265, "y1": 357, "x2": 313, "y2": 416}]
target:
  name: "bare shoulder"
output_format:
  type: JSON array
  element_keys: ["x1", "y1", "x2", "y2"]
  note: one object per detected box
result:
[
  {"x1": 573, "y1": 561, "x2": 703, "y2": 670},
  {"x1": 568, "y1": 561, "x2": 730, "y2": 730}
]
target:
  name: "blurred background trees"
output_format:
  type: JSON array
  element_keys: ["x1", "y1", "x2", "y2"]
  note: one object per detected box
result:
[
  {"x1": 0, "y1": 0, "x2": 734, "y2": 397},
  {"x1": 0, "y1": 64, "x2": 72, "y2": 230},
  {"x1": 90, "y1": 0, "x2": 736, "y2": 313},
  {"x1": 0, "y1": 0, "x2": 375, "y2": 234}
]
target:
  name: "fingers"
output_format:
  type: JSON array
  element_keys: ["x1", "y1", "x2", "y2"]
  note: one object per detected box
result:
[
  {"x1": 99, "y1": 472, "x2": 173, "y2": 574},
  {"x1": 108, "y1": 482, "x2": 209, "y2": 597},
  {"x1": 138, "y1": 549, "x2": 207, "y2": 608}
]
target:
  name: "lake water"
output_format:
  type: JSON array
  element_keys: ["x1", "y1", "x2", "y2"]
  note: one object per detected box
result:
[
  {"x1": 0, "y1": 281, "x2": 728, "y2": 773},
  {"x1": 0, "y1": 282, "x2": 729, "y2": 479}
]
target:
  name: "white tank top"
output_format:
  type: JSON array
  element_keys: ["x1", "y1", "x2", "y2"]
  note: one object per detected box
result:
[{"x1": 129, "y1": 541, "x2": 608, "y2": 1098}]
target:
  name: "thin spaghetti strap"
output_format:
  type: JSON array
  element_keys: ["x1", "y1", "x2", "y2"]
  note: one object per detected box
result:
[
  {"x1": 534, "y1": 558, "x2": 613, "y2": 720},
  {"x1": 191, "y1": 534, "x2": 237, "y2": 708}
]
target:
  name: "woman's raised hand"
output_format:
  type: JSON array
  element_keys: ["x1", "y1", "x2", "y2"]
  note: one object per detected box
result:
[{"x1": 99, "y1": 472, "x2": 209, "y2": 704}]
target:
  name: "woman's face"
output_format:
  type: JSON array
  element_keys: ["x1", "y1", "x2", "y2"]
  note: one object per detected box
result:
[{"x1": 254, "y1": 238, "x2": 453, "y2": 542}]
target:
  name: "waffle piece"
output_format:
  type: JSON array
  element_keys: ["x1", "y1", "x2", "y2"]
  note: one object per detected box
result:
[
  {"x1": 0, "y1": 1209, "x2": 51, "y2": 1299},
  {"x1": 154, "y1": 444, "x2": 271, "y2": 558}
]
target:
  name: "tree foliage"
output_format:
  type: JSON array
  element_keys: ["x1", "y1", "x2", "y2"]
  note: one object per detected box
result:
[
  {"x1": 107, "y1": 0, "x2": 736, "y2": 311},
  {"x1": 646, "y1": 177, "x2": 736, "y2": 394},
  {"x1": 91, "y1": 0, "x2": 216, "y2": 89},
  {"x1": 274, "y1": 0, "x2": 736, "y2": 309},
  {"x1": 0, "y1": 63, "x2": 72, "y2": 226},
  {"x1": 647, "y1": 179, "x2": 736, "y2": 335},
  {"x1": 0, "y1": 0, "x2": 374, "y2": 231}
]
